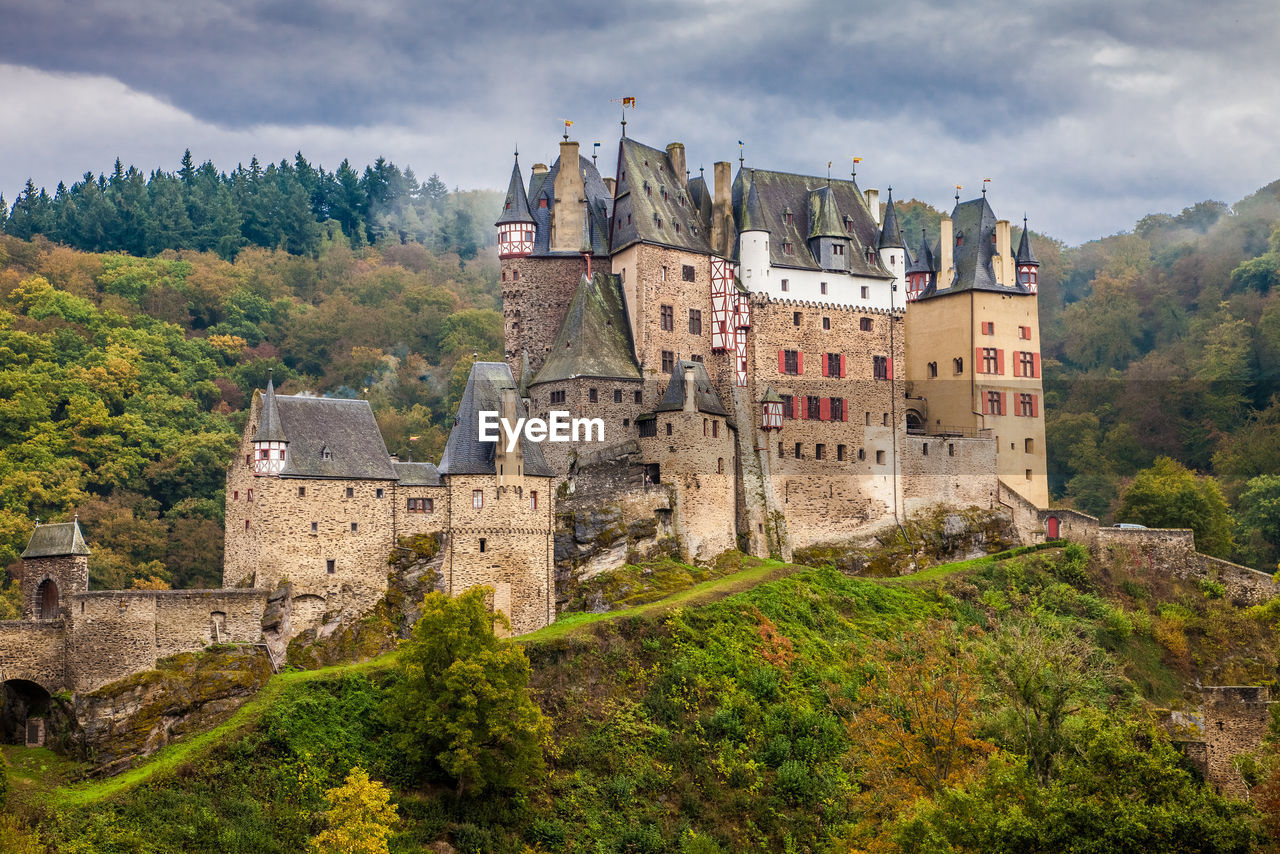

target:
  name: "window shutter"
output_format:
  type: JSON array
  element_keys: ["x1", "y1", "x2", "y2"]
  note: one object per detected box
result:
[
  {"x1": 981, "y1": 392, "x2": 989, "y2": 415},
  {"x1": 797, "y1": 351, "x2": 804, "y2": 374},
  {"x1": 975, "y1": 347, "x2": 983, "y2": 374},
  {"x1": 800, "y1": 398, "x2": 808, "y2": 419},
  {"x1": 1000, "y1": 392, "x2": 1008, "y2": 415},
  {"x1": 839, "y1": 354, "x2": 847, "y2": 378},
  {"x1": 820, "y1": 398, "x2": 831, "y2": 421},
  {"x1": 887, "y1": 357, "x2": 894, "y2": 380},
  {"x1": 1032, "y1": 395, "x2": 1039, "y2": 418},
  {"x1": 821, "y1": 354, "x2": 829, "y2": 377},
  {"x1": 842, "y1": 398, "x2": 848, "y2": 421},
  {"x1": 1033, "y1": 353, "x2": 1041, "y2": 378},
  {"x1": 1012, "y1": 351, "x2": 1022, "y2": 377},
  {"x1": 778, "y1": 350, "x2": 785, "y2": 373},
  {"x1": 997, "y1": 349, "x2": 1005, "y2": 375}
]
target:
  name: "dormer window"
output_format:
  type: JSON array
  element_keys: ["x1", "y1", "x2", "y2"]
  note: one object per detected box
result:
[
  {"x1": 321, "y1": 446, "x2": 332, "y2": 461},
  {"x1": 783, "y1": 241, "x2": 793, "y2": 255},
  {"x1": 844, "y1": 216, "x2": 854, "y2": 233},
  {"x1": 784, "y1": 211, "x2": 794, "y2": 226},
  {"x1": 539, "y1": 197, "x2": 548, "y2": 208},
  {"x1": 956, "y1": 234, "x2": 964, "y2": 247}
]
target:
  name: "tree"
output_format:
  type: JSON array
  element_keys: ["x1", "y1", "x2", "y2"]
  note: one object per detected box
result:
[
  {"x1": 1236, "y1": 474, "x2": 1280, "y2": 570},
  {"x1": 1116, "y1": 457, "x2": 1234, "y2": 556},
  {"x1": 308, "y1": 766, "x2": 398, "y2": 854},
  {"x1": 384, "y1": 587, "x2": 548, "y2": 796}
]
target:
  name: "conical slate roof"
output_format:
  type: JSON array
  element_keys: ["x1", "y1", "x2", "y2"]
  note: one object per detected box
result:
[
  {"x1": 1016, "y1": 218, "x2": 1039, "y2": 265},
  {"x1": 254, "y1": 376, "x2": 286, "y2": 442},
  {"x1": 877, "y1": 189, "x2": 904, "y2": 249},
  {"x1": 739, "y1": 173, "x2": 767, "y2": 232},
  {"x1": 760, "y1": 386, "x2": 782, "y2": 404},
  {"x1": 22, "y1": 518, "x2": 90, "y2": 558},
  {"x1": 439, "y1": 362, "x2": 553, "y2": 477},
  {"x1": 906, "y1": 227, "x2": 936, "y2": 274},
  {"x1": 807, "y1": 185, "x2": 846, "y2": 239},
  {"x1": 532, "y1": 273, "x2": 641, "y2": 385},
  {"x1": 495, "y1": 154, "x2": 534, "y2": 226}
]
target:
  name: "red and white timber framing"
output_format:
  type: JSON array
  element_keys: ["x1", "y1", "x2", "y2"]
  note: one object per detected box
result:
[
  {"x1": 498, "y1": 222, "x2": 535, "y2": 257},
  {"x1": 710, "y1": 257, "x2": 734, "y2": 351}
]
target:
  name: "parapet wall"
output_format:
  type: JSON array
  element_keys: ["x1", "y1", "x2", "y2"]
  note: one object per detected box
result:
[{"x1": 0, "y1": 621, "x2": 67, "y2": 692}]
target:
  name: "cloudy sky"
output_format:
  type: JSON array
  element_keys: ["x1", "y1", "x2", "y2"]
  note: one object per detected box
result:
[{"x1": 1, "y1": 0, "x2": 1277, "y2": 245}]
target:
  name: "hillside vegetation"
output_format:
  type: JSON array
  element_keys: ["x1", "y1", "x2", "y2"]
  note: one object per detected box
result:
[{"x1": 5, "y1": 545, "x2": 1280, "y2": 852}]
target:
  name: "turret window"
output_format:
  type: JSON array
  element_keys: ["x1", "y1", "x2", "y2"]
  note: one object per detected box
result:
[
  {"x1": 832, "y1": 245, "x2": 844, "y2": 257},
  {"x1": 783, "y1": 242, "x2": 793, "y2": 255}
]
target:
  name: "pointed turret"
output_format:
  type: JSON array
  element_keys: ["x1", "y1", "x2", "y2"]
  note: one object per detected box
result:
[
  {"x1": 877, "y1": 188, "x2": 904, "y2": 250},
  {"x1": 807, "y1": 184, "x2": 853, "y2": 272},
  {"x1": 905, "y1": 227, "x2": 937, "y2": 303},
  {"x1": 253, "y1": 375, "x2": 288, "y2": 475},
  {"x1": 740, "y1": 174, "x2": 767, "y2": 233},
  {"x1": 496, "y1": 151, "x2": 535, "y2": 257},
  {"x1": 1015, "y1": 215, "x2": 1040, "y2": 292}
]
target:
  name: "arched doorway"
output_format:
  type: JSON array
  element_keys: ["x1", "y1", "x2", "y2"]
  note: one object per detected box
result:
[
  {"x1": 35, "y1": 579, "x2": 58, "y2": 620},
  {"x1": 1046, "y1": 516, "x2": 1060, "y2": 539},
  {"x1": 906, "y1": 412, "x2": 924, "y2": 434},
  {"x1": 1, "y1": 679, "x2": 51, "y2": 745}
]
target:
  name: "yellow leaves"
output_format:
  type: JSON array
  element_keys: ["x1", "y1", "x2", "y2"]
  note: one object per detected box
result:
[
  {"x1": 207, "y1": 333, "x2": 247, "y2": 356},
  {"x1": 308, "y1": 766, "x2": 398, "y2": 854},
  {"x1": 129, "y1": 576, "x2": 171, "y2": 591}
]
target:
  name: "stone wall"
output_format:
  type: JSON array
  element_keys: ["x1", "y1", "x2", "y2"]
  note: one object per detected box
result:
[
  {"x1": 525, "y1": 376, "x2": 646, "y2": 474},
  {"x1": 0, "y1": 621, "x2": 66, "y2": 692},
  {"x1": 21, "y1": 554, "x2": 88, "y2": 620},
  {"x1": 1201, "y1": 686, "x2": 1275, "y2": 797},
  {"x1": 901, "y1": 434, "x2": 998, "y2": 514},
  {"x1": 503, "y1": 255, "x2": 587, "y2": 378}
]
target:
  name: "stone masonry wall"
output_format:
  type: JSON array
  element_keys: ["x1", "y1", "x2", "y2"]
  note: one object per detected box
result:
[
  {"x1": 638, "y1": 409, "x2": 736, "y2": 562},
  {"x1": 1202, "y1": 686, "x2": 1274, "y2": 797},
  {"x1": 444, "y1": 473, "x2": 556, "y2": 634},
  {"x1": 525, "y1": 376, "x2": 646, "y2": 474},
  {"x1": 901, "y1": 434, "x2": 998, "y2": 513},
  {"x1": 0, "y1": 621, "x2": 66, "y2": 692},
  {"x1": 21, "y1": 554, "x2": 88, "y2": 620},
  {"x1": 503, "y1": 255, "x2": 586, "y2": 379}
]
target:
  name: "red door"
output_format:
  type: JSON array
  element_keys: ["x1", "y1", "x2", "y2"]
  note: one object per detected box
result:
[{"x1": 1046, "y1": 516, "x2": 1060, "y2": 538}]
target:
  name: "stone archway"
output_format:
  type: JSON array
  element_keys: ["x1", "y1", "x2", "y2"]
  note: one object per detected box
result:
[
  {"x1": 1, "y1": 679, "x2": 52, "y2": 745},
  {"x1": 35, "y1": 578, "x2": 59, "y2": 620}
]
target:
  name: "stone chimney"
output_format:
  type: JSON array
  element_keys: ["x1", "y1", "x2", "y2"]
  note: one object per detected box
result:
[
  {"x1": 532, "y1": 163, "x2": 548, "y2": 176},
  {"x1": 603, "y1": 176, "x2": 616, "y2": 196},
  {"x1": 682, "y1": 365, "x2": 698, "y2": 413},
  {"x1": 551, "y1": 140, "x2": 585, "y2": 253},
  {"x1": 940, "y1": 215, "x2": 954, "y2": 288},
  {"x1": 666, "y1": 143, "x2": 686, "y2": 188},
  {"x1": 864, "y1": 189, "x2": 880, "y2": 227},
  {"x1": 995, "y1": 219, "x2": 1012, "y2": 286},
  {"x1": 496, "y1": 386, "x2": 522, "y2": 484},
  {"x1": 712, "y1": 161, "x2": 733, "y2": 259}
]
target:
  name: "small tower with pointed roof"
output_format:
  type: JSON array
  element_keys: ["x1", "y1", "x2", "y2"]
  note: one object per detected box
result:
[
  {"x1": 253, "y1": 374, "x2": 288, "y2": 475},
  {"x1": 20, "y1": 517, "x2": 90, "y2": 620},
  {"x1": 496, "y1": 151, "x2": 535, "y2": 258},
  {"x1": 877, "y1": 188, "x2": 907, "y2": 295},
  {"x1": 807, "y1": 184, "x2": 851, "y2": 272},
  {"x1": 1016, "y1": 217, "x2": 1040, "y2": 293},
  {"x1": 905, "y1": 226, "x2": 937, "y2": 303}
]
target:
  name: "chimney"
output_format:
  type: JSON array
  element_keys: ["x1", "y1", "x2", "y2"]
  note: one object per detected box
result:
[
  {"x1": 531, "y1": 163, "x2": 548, "y2": 175},
  {"x1": 496, "y1": 386, "x2": 522, "y2": 484},
  {"x1": 551, "y1": 140, "x2": 585, "y2": 252},
  {"x1": 864, "y1": 189, "x2": 880, "y2": 226},
  {"x1": 682, "y1": 365, "x2": 698, "y2": 413},
  {"x1": 666, "y1": 143, "x2": 686, "y2": 188},
  {"x1": 712, "y1": 161, "x2": 733, "y2": 258},
  {"x1": 939, "y1": 216, "x2": 954, "y2": 288},
  {"x1": 995, "y1": 219, "x2": 1012, "y2": 285},
  {"x1": 603, "y1": 176, "x2": 616, "y2": 196}
]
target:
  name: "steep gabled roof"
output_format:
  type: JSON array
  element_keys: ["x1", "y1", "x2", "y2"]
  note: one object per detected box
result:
[
  {"x1": 731, "y1": 167, "x2": 891, "y2": 278},
  {"x1": 1016, "y1": 219, "x2": 1040, "y2": 265},
  {"x1": 917, "y1": 197, "x2": 1031, "y2": 301},
  {"x1": 807, "y1": 184, "x2": 846, "y2": 239},
  {"x1": 495, "y1": 154, "x2": 534, "y2": 226},
  {"x1": 393, "y1": 461, "x2": 441, "y2": 486},
  {"x1": 439, "y1": 362, "x2": 553, "y2": 477},
  {"x1": 531, "y1": 273, "x2": 641, "y2": 386},
  {"x1": 878, "y1": 189, "x2": 904, "y2": 250},
  {"x1": 22, "y1": 519, "x2": 90, "y2": 558},
  {"x1": 272, "y1": 395, "x2": 399, "y2": 480},
  {"x1": 654, "y1": 360, "x2": 729, "y2": 417},
  {"x1": 254, "y1": 376, "x2": 286, "y2": 442},
  {"x1": 906, "y1": 227, "x2": 936, "y2": 274},
  {"x1": 610, "y1": 137, "x2": 713, "y2": 254}
]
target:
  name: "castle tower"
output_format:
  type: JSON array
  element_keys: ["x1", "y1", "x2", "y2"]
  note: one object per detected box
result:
[
  {"x1": 253, "y1": 375, "x2": 288, "y2": 475},
  {"x1": 496, "y1": 152, "x2": 535, "y2": 258},
  {"x1": 735, "y1": 173, "x2": 770, "y2": 290},
  {"x1": 877, "y1": 188, "x2": 907, "y2": 295},
  {"x1": 20, "y1": 517, "x2": 90, "y2": 620},
  {"x1": 1016, "y1": 216, "x2": 1040, "y2": 293},
  {"x1": 905, "y1": 226, "x2": 936, "y2": 303}
]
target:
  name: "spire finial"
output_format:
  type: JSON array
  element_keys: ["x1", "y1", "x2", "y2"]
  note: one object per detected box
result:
[
  {"x1": 1023, "y1": 213, "x2": 1028, "y2": 229},
  {"x1": 738, "y1": 140, "x2": 744, "y2": 169},
  {"x1": 514, "y1": 145, "x2": 519, "y2": 160},
  {"x1": 620, "y1": 111, "x2": 627, "y2": 138},
  {"x1": 699, "y1": 165, "x2": 704, "y2": 180}
]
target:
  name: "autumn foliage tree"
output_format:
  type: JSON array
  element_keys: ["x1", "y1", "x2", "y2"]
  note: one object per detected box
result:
[{"x1": 308, "y1": 766, "x2": 398, "y2": 854}]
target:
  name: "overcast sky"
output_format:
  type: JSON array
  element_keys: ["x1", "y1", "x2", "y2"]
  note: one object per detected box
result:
[{"x1": 1, "y1": 0, "x2": 1277, "y2": 245}]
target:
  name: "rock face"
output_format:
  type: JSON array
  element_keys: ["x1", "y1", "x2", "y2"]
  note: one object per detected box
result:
[{"x1": 74, "y1": 646, "x2": 273, "y2": 775}]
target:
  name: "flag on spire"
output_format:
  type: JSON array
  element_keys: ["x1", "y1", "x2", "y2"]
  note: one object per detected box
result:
[{"x1": 622, "y1": 96, "x2": 636, "y2": 108}]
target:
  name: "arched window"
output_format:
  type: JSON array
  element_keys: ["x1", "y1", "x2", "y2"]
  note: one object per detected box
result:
[{"x1": 36, "y1": 579, "x2": 58, "y2": 620}]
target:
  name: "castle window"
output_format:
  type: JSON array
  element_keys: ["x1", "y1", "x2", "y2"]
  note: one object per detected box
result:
[
  {"x1": 981, "y1": 321, "x2": 994, "y2": 335},
  {"x1": 674, "y1": 223, "x2": 681, "y2": 234},
  {"x1": 876, "y1": 450, "x2": 885, "y2": 464},
  {"x1": 703, "y1": 418, "x2": 708, "y2": 436},
  {"x1": 473, "y1": 489, "x2": 484, "y2": 509},
  {"x1": 245, "y1": 520, "x2": 250, "y2": 530},
  {"x1": 830, "y1": 397, "x2": 845, "y2": 421},
  {"x1": 351, "y1": 522, "x2": 358, "y2": 532},
  {"x1": 479, "y1": 538, "x2": 487, "y2": 553},
  {"x1": 717, "y1": 458, "x2": 724, "y2": 473},
  {"x1": 661, "y1": 265, "x2": 668, "y2": 281},
  {"x1": 638, "y1": 418, "x2": 656, "y2": 438},
  {"x1": 1025, "y1": 438, "x2": 1035, "y2": 453},
  {"x1": 860, "y1": 317, "x2": 872, "y2": 332},
  {"x1": 623, "y1": 418, "x2": 629, "y2": 426},
  {"x1": 781, "y1": 395, "x2": 794, "y2": 419},
  {"x1": 825, "y1": 353, "x2": 841, "y2": 376},
  {"x1": 865, "y1": 411, "x2": 871, "y2": 425},
  {"x1": 683, "y1": 265, "x2": 696, "y2": 282},
  {"x1": 298, "y1": 486, "x2": 306, "y2": 497},
  {"x1": 783, "y1": 242, "x2": 793, "y2": 255},
  {"x1": 1019, "y1": 325, "x2": 1031, "y2": 339},
  {"x1": 781, "y1": 279, "x2": 789, "y2": 291},
  {"x1": 883, "y1": 412, "x2": 889, "y2": 426},
  {"x1": 327, "y1": 559, "x2": 335, "y2": 574},
  {"x1": 823, "y1": 317, "x2": 830, "y2": 330},
  {"x1": 778, "y1": 442, "x2": 784, "y2": 458},
  {"x1": 712, "y1": 420, "x2": 719, "y2": 438},
  {"x1": 1018, "y1": 351, "x2": 1037, "y2": 377},
  {"x1": 233, "y1": 491, "x2": 239, "y2": 500},
  {"x1": 820, "y1": 281, "x2": 828, "y2": 295},
  {"x1": 513, "y1": 269, "x2": 520, "y2": 281},
  {"x1": 873, "y1": 356, "x2": 889, "y2": 381},
  {"x1": 311, "y1": 521, "x2": 318, "y2": 532},
  {"x1": 923, "y1": 443, "x2": 929, "y2": 456},
  {"x1": 953, "y1": 357, "x2": 964, "y2": 374},
  {"x1": 785, "y1": 211, "x2": 794, "y2": 225},
  {"x1": 956, "y1": 235, "x2": 963, "y2": 247},
  {"x1": 688, "y1": 309, "x2": 702, "y2": 335},
  {"x1": 815, "y1": 443, "x2": 825, "y2": 460},
  {"x1": 406, "y1": 498, "x2": 433, "y2": 513},
  {"x1": 530, "y1": 491, "x2": 538, "y2": 510},
  {"x1": 345, "y1": 487, "x2": 354, "y2": 498},
  {"x1": 837, "y1": 444, "x2": 846, "y2": 461},
  {"x1": 781, "y1": 349, "x2": 800, "y2": 375},
  {"x1": 666, "y1": 422, "x2": 673, "y2": 436},
  {"x1": 589, "y1": 388, "x2": 598, "y2": 403},
  {"x1": 981, "y1": 348, "x2": 999, "y2": 374},
  {"x1": 247, "y1": 488, "x2": 253, "y2": 502},
  {"x1": 795, "y1": 442, "x2": 802, "y2": 458},
  {"x1": 833, "y1": 245, "x2": 844, "y2": 257},
  {"x1": 322, "y1": 448, "x2": 333, "y2": 460},
  {"x1": 949, "y1": 444, "x2": 955, "y2": 456},
  {"x1": 375, "y1": 488, "x2": 384, "y2": 499},
  {"x1": 1017, "y1": 393, "x2": 1037, "y2": 417},
  {"x1": 793, "y1": 312, "x2": 801, "y2": 326},
  {"x1": 614, "y1": 389, "x2": 622, "y2": 403},
  {"x1": 539, "y1": 198, "x2": 548, "y2": 208},
  {"x1": 858, "y1": 448, "x2": 866, "y2": 461},
  {"x1": 691, "y1": 354, "x2": 703, "y2": 362},
  {"x1": 986, "y1": 390, "x2": 1004, "y2": 415},
  {"x1": 807, "y1": 396, "x2": 821, "y2": 419},
  {"x1": 660, "y1": 304, "x2": 674, "y2": 331},
  {"x1": 550, "y1": 390, "x2": 566, "y2": 405},
  {"x1": 928, "y1": 361, "x2": 938, "y2": 378},
  {"x1": 634, "y1": 390, "x2": 643, "y2": 404},
  {"x1": 861, "y1": 286, "x2": 869, "y2": 299},
  {"x1": 662, "y1": 351, "x2": 675, "y2": 373},
  {"x1": 1026, "y1": 469, "x2": 1033, "y2": 480},
  {"x1": 524, "y1": 230, "x2": 532, "y2": 241}
]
